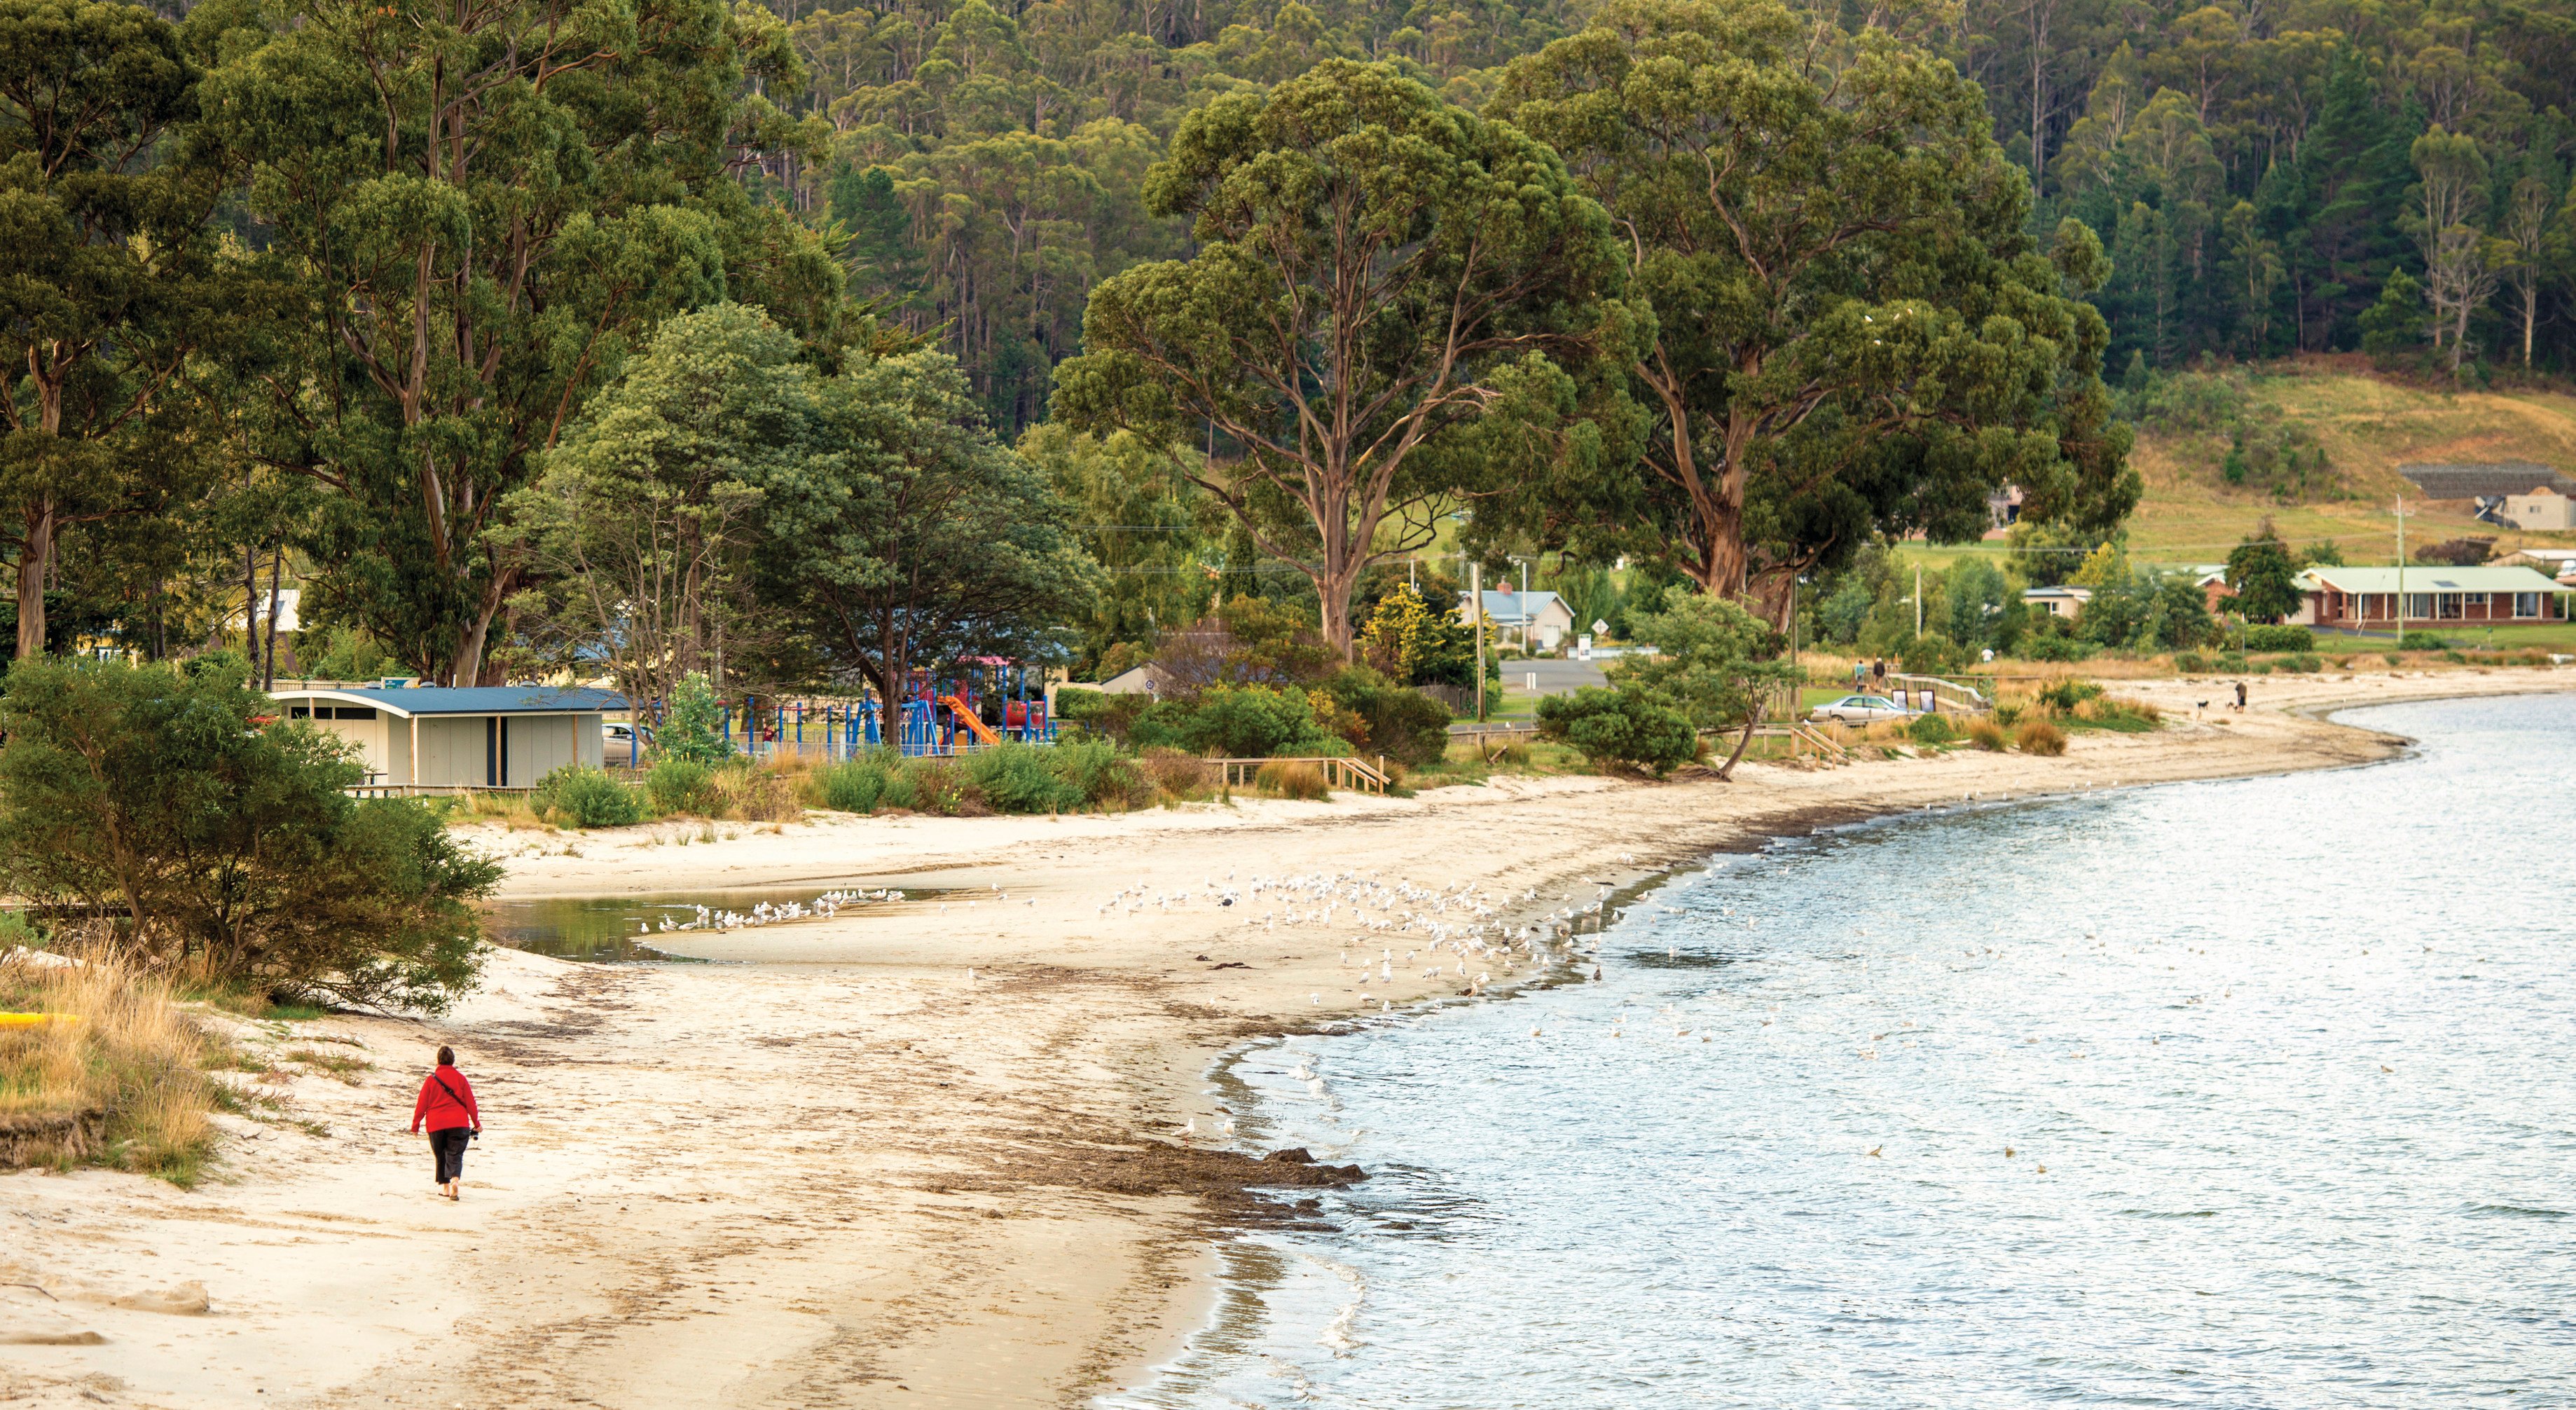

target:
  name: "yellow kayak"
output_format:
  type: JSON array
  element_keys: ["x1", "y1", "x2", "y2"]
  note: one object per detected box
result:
[{"x1": 0, "y1": 1013, "x2": 79, "y2": 1027}]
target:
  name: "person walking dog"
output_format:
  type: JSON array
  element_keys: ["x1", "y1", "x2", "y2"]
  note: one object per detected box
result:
[{"x1": 410, "y1": 1046, "x2": 481, "y2": 1200}]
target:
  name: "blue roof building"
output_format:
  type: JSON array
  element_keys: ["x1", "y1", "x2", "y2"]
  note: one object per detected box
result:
[{"x1": 269, "y1": 685, "x2": 623, "y2": 790}]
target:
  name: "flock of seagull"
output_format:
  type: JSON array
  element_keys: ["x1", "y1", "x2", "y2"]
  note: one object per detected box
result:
[{"x1": 639, "y1": 887, "x2": 905, "y2": 934}]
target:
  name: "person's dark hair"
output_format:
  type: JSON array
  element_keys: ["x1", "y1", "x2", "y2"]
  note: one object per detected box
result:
[{"x1": 436, "y1": 1046, "x2": 455, "y2": 1067}]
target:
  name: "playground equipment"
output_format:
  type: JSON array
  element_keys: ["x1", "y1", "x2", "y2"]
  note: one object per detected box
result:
[{"x1": 689, "y1": 659, "x2": 1057, "y2": 763}]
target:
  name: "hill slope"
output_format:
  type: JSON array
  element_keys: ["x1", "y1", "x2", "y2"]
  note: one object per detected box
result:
[{"x1": 2123, "y1": 358, "x2": 2576, "y2": 565}]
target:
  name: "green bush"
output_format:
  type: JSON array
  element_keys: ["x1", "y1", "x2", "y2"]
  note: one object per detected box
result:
[
  {"x1": 2274, "y1": 652, "x2": 2322, "y2": 673},
  {"x1": 647, "y1": 758, "x2": 719, "y2": 815},
  {"x1": 2242, "y1": 624, "x2": 2314, "y2": 652},
  {"x1": 963, "y1": 744, "x2": 1084, "y2": 814},
  {"x1": 1908, "y1": 712, "x2": 1957, "y2": 745},
  {"x1": 0, "y1": 659, "x2": 499, "y2": 1013},
  {"x1": 1136, "y1": 684, "x2": 1340, "y2": 758},
  {"x1": 533, "y1": 765, "x2": 645, "y2": 828},
  {"x1": 2399, "y1": 631, "x2": 2450, "y2": 650},
  {"x1": 2036, "y1": 679, "x2": 2105, "y2": 712},
  {"x1": 1045, "y1": 739, "x2": 1151, "y2": 809},
  {"x1": 2173, "y1": 651, "x2": 2211, "y2": 673},
  {"x1": 1899, "y1": 631, "x2": 1963, "y2": 676},
  {"x1": 815, "y1": 758, "x2": 893, "y2": 814},
  {"x1": 2020, "y1": 633, "x2": 2095, "y2": 662},
  {"x1": 2217, "y1": 651, "x2": 2248, "y2": 671},
  {"x1": 1318, "y1": 666, "x2": 1452, "y2": 766},
  {"x1": 659, "y1": 672, "x2": 734, "y2": 764},
  {"x1": 1534, "y1": 686, "x2": 1699, "y2": 775}
]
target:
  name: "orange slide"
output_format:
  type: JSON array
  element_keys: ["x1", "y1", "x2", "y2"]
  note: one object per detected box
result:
[{"x1": 939, "y1": 694, "x2": 1003, "y2": 746}]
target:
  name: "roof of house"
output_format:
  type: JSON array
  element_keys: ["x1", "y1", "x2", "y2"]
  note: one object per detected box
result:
[
  {"x1": 271, "y1": 685, "x2": 628, "y2": 718},
  {"x1": 2022, "y1": 584, "x2": 2093, "y2": 598},
  {"x1": 2397, "y1": 462, "x2": 2576, "y2": 499},
  {"x1": 2296, "y1": 565, "x2": 2572, "y2": 594},
  {"x1": 1466, "y1": 589, "x2": 1571, "y2": 622}
]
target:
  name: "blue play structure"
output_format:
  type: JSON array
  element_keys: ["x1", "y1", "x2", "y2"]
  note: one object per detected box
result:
[{"x1": 687, "y1": 660, "x2": 1056, "y2": 762}]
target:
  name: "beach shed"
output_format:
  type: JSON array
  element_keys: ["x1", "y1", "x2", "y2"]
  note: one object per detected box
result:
[{"x1": 268, "y1": 685, "x2": 621, "y2": 790}]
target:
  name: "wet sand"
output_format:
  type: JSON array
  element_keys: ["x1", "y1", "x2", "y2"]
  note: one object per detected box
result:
[{"x1": 1, "y1": 666, "x2": 2565, "y2": 1409}]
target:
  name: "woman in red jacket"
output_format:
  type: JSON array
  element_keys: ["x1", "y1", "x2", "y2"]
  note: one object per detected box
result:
[{"x1": 408, "y1": 1046, "x2": 481, "y2": 1200}]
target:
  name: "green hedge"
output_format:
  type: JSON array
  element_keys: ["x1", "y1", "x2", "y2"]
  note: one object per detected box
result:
[{"x1": 2242, "y1": 624, "x2": 2314, "y2": 652}]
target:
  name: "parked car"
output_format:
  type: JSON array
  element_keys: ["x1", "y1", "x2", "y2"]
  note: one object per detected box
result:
[
  {"x1": 605, "y1": 721, "x2": 654, "y2": 751},
  {"x1": 1808, "y1": 694, "x2": 1910, "y2": 723}
]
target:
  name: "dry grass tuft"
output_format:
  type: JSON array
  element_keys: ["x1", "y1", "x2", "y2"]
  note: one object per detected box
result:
[
  {"x1": 715, "y1": 766, "x2": 802, "y2": 822},
  {"x1": 1138, "y1": 748, "x2": 1212, "y2": 798},
  {"x1": 2016, "y1": 719, "x2": 2069, "y2": 755},
  {"x1": 1, "y1": 945, "x2": 222, "y2": 1184},
  {"x1": 1967, "y1": 718, "x2": 2011, "y2": 751},
  {"x1": 1254, "y1": 760, "x2": 1330, "y2": 800}
]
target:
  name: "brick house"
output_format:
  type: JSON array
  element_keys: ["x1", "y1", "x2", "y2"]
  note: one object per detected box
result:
[{"x1": 2290, "y1": 566, "x2": 2572, "y2": 629}]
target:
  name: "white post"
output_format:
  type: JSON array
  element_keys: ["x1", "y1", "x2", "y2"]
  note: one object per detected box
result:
[
  {"x1": 2395, "y1": 497, "x2": 2406, "y2": 641},
  {"x1": 1471, "y1": 560, "x2": 1485, "y2": 723}
]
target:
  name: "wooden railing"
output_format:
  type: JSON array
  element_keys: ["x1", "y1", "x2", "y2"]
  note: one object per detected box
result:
[
  {"x1": 1209, "y1": 755, "x2": 1390, "y2": 795},
  {"x1": 345, "y1": 782, "x2": 534, "y2": 798}
]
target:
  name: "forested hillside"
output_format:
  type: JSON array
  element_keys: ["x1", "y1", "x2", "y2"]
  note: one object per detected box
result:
[{"x1": 762, "y1": 0, "x2": 2576, "y2": 427}]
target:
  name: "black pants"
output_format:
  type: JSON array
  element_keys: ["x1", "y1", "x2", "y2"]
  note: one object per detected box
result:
[{"x1": 429, "y1": 1127, "x2": 471, "y2": 1184}]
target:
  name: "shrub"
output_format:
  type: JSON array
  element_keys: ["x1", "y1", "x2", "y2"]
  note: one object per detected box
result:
[
  {"x1": 2275, "y1": 652, "x2": 2322, "y2": 673},
  {"x1": 714, "y1": 765, "x2": 800, "y2": 822},
  {"x1": 533, "y1": 765, "x2": 645, "y2": 828},
  {"x1": 0, "y1": 659, "x2": 498, "y2": 1013},
  {"x1": 2243, "y1": 624, "x2": 2314, "y2": 652},
  {"x1": 659, "y1": 672, "x2": 735, "y2": 764},
  {"x1": 2173, "y1": 651, "x2": 2210, "y2": 673},
  {"x1": 1138, "y1": 747, "x2": 1211, "y2": 797},
  {"x1": 2015, "y1": 718, "x2": 2067, "y2": 755},
  {"x1": 2217, "y1": 651, "x2": 2249, "y2": 671},
  {"x1": 900, "y1": 759, "x2": 986, "y2": 816},
  {"x1": 1908, "y1": 712, "x2": 1957, "y2": 745},
  {"x1": 1254, "y1": 760, "x2": 1330, "y2": 800},
  {"x1": 2036, "y1": 679, "x2": 2105, "y2": 713},
  {"x1": 2399, "y1": 631, "x2": 2450, "y2": 650},
  {"x1": 963, "y1": 744, "x2": 1084, "y2": 814},
  {"x1": 1318, "y1": 666, "x2": 1452, "y2": 766},
  {"x1": 1899, "y1": 631, "x2": 1963, "y2": 676},
  {"x1": 2020, "y1": 634, "x2": 2096, "y2": 662},
  {"x1": 2383, "y1": 652, "x2": 2402, "y2": 666},
  {"x1": 1967, "y1": 718, "x2": 2009, "y2": 751},
  {"x1": 813, "y1": 758, "x2": 893, "y2": 814},
  {"x1": 1534, "y1": 686, "x2": 1699, "y2": 775},
  {"x1": 1134, "y1": 684, "x2": 1341, "y2": 758},
  {"x1": 1045, "y1": 739, "x2": 1152, "y2": 809},
  {"x1": 646, "y1": 758, "x2": 719, "y2": 815}
]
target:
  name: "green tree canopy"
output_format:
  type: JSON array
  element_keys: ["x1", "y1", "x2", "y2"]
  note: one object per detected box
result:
[
  {"x1": 0, "y1": 0, "x2": 216, "y2": 659},
  {"x1": 1488, "y1": 0, "x2": 2135, "y2": 622},
  {"x1": 1052, "y1": 57, "x2": 1628, "y2": 658},
  {"x1": 196, "y1": 0, "x2": 841, "y2": 684},
  {"x1": 2224, "y1": 519, "x2": 2303, "y2": 624},
  {"x1": 749, "y1": 350, "x2": 1099, "y2": 744}
]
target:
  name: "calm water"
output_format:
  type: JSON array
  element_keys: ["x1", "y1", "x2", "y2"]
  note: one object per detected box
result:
[
  {"x1": 1115, "y1": 692, "x2": 2576, "y2": 1409},
  {"x1": 483, "y1": 886, "x2": 946, "y2": 961}
]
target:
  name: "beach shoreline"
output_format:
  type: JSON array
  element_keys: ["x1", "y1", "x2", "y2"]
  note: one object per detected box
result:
[{"x1": 1, "y1": 667, "x2": 2565, "y2": 1410}]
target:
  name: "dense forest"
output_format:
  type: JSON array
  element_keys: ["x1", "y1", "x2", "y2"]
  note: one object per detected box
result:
[
  {"x1": 769, "y1": 0, "x2": 2576, "y2": 418},
  {"x1": 4, "y1": 0, "x2": 2571, "y2": 687}
]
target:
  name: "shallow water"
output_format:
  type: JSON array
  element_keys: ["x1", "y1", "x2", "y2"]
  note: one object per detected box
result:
[
  {"x1": 1113, "y1": 693, "x2": 2576, "y2": 1409},
  {"x1": 483, "y1": 885, "x2": 942, "y2": 961}
]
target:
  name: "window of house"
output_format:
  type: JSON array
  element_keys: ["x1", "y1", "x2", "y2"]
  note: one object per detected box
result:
[
  {"x1": 333, "y1": 706, "x2": 378, "y2": 720},
  {"x1": 2515, "y1": 592, "x2": 2542, "y2": 618},
  {"x1": 2405, "y1": 593, "x2": 2433, "y2": 620},
  {"x1": 2437, "y1": 594, "x2": 2463, "y2": 619}
]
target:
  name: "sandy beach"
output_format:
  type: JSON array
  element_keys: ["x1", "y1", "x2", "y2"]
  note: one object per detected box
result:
[{"x1": 2, "y1": 666, "x2": 2566, "y2": 1410}]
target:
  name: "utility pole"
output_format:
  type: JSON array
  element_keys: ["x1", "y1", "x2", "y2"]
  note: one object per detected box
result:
[
  {"x1": 1914, "y1": 563, "x2": 1924, "y2": 638},
  {"x1": 2395, "y1": 496, "x2": 2406, "y2": 642},
  {"x1": 1470, "y1": 560, "x2": 1485, "y2": 723}
]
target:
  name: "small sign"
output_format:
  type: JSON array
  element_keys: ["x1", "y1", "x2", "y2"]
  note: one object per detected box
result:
[{"x1": 1576, "y1": 634, "x2": 1593, "y2": 660}]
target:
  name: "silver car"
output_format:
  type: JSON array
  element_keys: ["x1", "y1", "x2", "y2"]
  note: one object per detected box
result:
[{"x1": 1808, "y1": 694, "x2": 1910, "y2": 723}]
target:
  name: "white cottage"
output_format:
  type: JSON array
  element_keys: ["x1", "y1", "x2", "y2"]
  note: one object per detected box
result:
[{"x1": 269, "y1": 685, "x2": 620, "y2": 789}]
